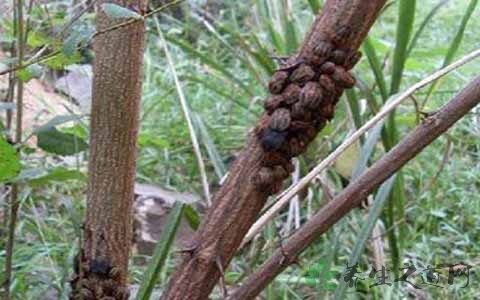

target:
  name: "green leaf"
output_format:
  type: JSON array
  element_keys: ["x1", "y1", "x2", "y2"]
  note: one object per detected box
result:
[
  {"x1": 17, "y1": 64, "x2": 42, "y2": 82},
  {"x1": 324, "y1": 282, "x2": 339, "y2": 291},
  {"x1": 28, "y1": 167, "x2": 86, "y2": 187},
  {"x1": 63, "y1": 25, "x2": 94, "y2": 57},
  {"x1": 334, "y1": 177, "x2": 396, "y2": 299},
  {"x1": 36, "y1": 128, "x2": 88, "y2": 155},
  {"x1": 308, "y1": 266, "x2": 320, "y2": 278},
  {"x1": 183, "y1": 204, "x2": 200, "y2": 230},
  {"x1": 0, "y1": 136, "x2": 21, "y2": 183},
  {"x1": 35, "y1": 115, "x2": 83, "y2": 134},
  {"x1": 304, "y1": 276, "x2": 318, "y2": 287},
  {"x1": 136, "y1": 203, "x2": 184, "y2": 300},
  {"x1": 307, "y1": 0, "x2": 321, "y2": 13},
  {"x1": 317, "y1": 258, "x2": 327, "y2": 272},
  {"x1": 322, "y1": 270, "x2": 339, "y2": 281},
  {"x1": 102, "y1": 3, "x2": 143, "y2": 20},
  {"x1": 390, "y1": 0, "x2": 416, "y2": 94},
  {"x1": 43, "y1": 52, "x2": 82, "y2": 70}
]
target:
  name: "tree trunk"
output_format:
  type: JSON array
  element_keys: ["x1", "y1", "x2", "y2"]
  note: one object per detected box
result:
[
  {"x1": 70, "y1": 1, "x2": 147, "y2": 299},
  {"x1": 162, "y1": 1, "x2": 387, "y2": 299}
]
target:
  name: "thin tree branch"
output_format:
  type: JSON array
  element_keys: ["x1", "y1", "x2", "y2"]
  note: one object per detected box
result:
[{"x1": 230, "y1": 75, "x2": 480, "y2": 299}]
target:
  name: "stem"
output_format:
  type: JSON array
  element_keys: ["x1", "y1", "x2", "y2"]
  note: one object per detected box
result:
[{"x1": 3, "y1": 0, "x2": 24, "y2": 298}]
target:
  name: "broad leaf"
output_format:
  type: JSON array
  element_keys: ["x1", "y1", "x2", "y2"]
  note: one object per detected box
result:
[
  {"x1": 37, "y1": 128, "x2": 88, "y2": 155},
  {"x1": 0, "y1": 136, "x2": 21, "y2": 183},
  {"x1": 102, "y1": 3, "x2": 143, "y2": 20}
]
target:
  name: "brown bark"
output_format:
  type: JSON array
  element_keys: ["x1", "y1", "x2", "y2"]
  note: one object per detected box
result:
[
  {"x1": 162, "y1": 1, "x2": 387, "y2": 299},
  {"x1": 229, "y1": 76, "x2": 480, "y2": 299},
  {"x1": 70, "y1": 1, "x2": 147, "y2": 299}
]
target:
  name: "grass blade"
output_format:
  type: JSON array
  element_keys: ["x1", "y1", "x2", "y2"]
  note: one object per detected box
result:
[
  {"x1": 422, "y1": 0, "x2": 478, "y2": 105},
  {"x1": 406, "y1": 0, "x2": 448, "y2": 57},
  {"x1": 334, "y1": 176, "x2": 396, "y2": 300},
  {"x1": 135, "y1": 203, "x2": 184, "y2": 300},
  {"x1": 363, "y1": 37, "x2": 389, "y2": 102},
  {"x1": 390, "y1": 0, "x2": 416, "y2": 94}
]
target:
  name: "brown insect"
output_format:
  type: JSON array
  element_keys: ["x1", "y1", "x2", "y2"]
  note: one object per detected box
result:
[
  {"x1": 269, "y1": 108, "x2": 291, "y2": 131},
  {"x1": 289, "y1": 64, "x2": 315, "y2": 84},
  {"x1": 282, "y1": 83, "x2": 302, "y2": 104},
  {"x1": 282, "y1": 137, "x2": 305, "y2": 157},
  {"x1": 330, "y1": 49, "x2": 347, "y2": 65},
  {"x1": 331, "y1": 66, "x2": 356, "y2": 88},
  {"x1": 313, "y1": 40, "x2": 334, "y2": 58},
  {"x1": 319, "y1": 74, "x2": 336, "y2": 96},
  {"x1": 345, "y1": 51, "x2": 362, "y2": 70},
  {"x1": 264, "y1": 95, "x2": 285, "y2": 113},
  {"x1": 253, "y1": 167, "x2": 275, "y2": 187},
  {"x1": 319, "y1": 103, "x2": 335, "y2": 119},
  {"x1": 269, "y1": 71, "x2": 289, "y2": 94},
  {"x1": 319, "y1": 61, "x2": 336, "y2": 75},
  {"x1": 300, "y1": 81, "x2": 323, "y2": 109},
  {"x1": 290, "y1": 101, "x2": 307, "y2": 120}
]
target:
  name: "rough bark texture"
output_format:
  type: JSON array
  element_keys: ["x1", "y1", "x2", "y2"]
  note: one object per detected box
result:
[
  {"x1": 229, "y1": 76, "x2": 480, "y2": 300},
  {"x1": 70, "y1": 1, "x2": 147, "y2": 299},
  {"x1": 162, "y1": 1, "x2": 387, "y2": 299}
]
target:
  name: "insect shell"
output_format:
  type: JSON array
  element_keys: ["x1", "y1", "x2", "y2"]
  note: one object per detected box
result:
[
  {"x1": 260, "y1": 129, "x2": 288, "y2": 151},
  {"x1": 282, "y1": 84, "x2": 302, "y2": 105},
  {"x1": 300, "y1": 82, "x2": 323, "y2": 110},
  {"x1": 253, "y1": 167, "x2": 276, "y2": 187},
  {"x1": 269, "y1": 71, "x2": 289, "y2": 94},
  {"x1": 319, "y1": 74, "x2": 336, "y2": 96},
  {"x1": 290, "y1": 101, "x2": 308, "y2": 121},
  {"x1": 313, "y1": 40, "x2": 334, "y2": 58},
  {"x1": 319, "y1": 103, "x2": 335, "y2": 120},
  {"x1": 263, "y1": 95, "x2": 285, "y2": 114},
  {"x1": 331, "y1": 67, "x2": 356, "y2": 88},
  {"x1": 289, "y1": 64, "x2": 315, "y2": 84},
  {"x1": 320, "y1": 61, "x2": 336, "y2": 75},
  {"x1": 344, "y1": 51, "x2": 362, "y2": 70},
  {"x1": 282, "y1": 137, "x2": 305, "y2": 157},
  {"x1": 330, "y1": 49, "x2": 347, "y2": 66},
  {"x1": 269, "y1": 108, "x2": 291, "y2": 131}
]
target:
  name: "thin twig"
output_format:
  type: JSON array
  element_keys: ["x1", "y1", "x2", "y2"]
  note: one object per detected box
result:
[
  {"x1": 242, "y1": 48, "x2": 480, "y2": 246},
  {"x1": 3, "y1": 0, "x2": 24, "y2": 298},
  {"x1": 155, "y1": 18, "x2": 212, "y2": 206}
]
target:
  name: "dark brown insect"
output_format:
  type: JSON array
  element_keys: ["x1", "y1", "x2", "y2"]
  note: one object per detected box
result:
[
  {"x1": 290, "y1": 101, "x2": 307, "y2": 120},
  {"x1": 289, "y1": 64, "x2": 315, "y2": 84},
  {"x1": 260, "y1": 129, "x2": 288, "y2": 151},
  {"x1": 313, "y1": 40, "x2": 334, "y2": 58},
  {"x1": 263, "y1": 151, "x2": 293, "y2": 171},
  {"x1": 331, "y1": 66, "x2": 356, "y2": 88},
  {"x1": 263, "y1": 95, "x2": 285, "y2": 113},
  {"x1": 319, "y1": 74, "x2": 336, "y2": 96},
  {"x1": 319, "y1": 103, "x2": 335, "y2": 119},
  {"x1": 269, "y1": 108, "x2": 291, "y2": 131},
  {"x1": 277, "y1": 57, "x2": 305, "y2": 72},
  {"x1": 108, "y1": 267, "x2": 121, "y2": 279},
  {"x1": 345, "y1": 51, "x2": 362, "y2": 70},
  {"x1": 313, "y1": 116, "x2": 327, "y2": 130},
  {"x1": 282, "y1": 137, "x2": 305, "y2": 157},
  {"x1": 282, "y1": 84, "x2": 302, "y2": 104},
  {"x1": 269, "y1": 71, "x2": 289, "y2": 94},
  {"x1": 330, "y1": 49, "x2": 347, "y2": 65},
  {"x1": 300, "y1": 81, "x2": 323, "y2": 109},
  {"x1": 253, "y1": 167, "x2": 275, "y2": 187},
  {"x1": 319, "y1": 61, "x2": 336, "y2": 75}
]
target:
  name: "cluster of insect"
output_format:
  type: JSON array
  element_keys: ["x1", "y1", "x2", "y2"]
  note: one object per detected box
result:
[
  {"x1": 254, "y1": 40, "x2": 361, "y2": 193},
  {"x1": 70, "y1": 258, "x2": 128, "y2": 300}
]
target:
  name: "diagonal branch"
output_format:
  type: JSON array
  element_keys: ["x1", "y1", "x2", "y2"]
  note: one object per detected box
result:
[
  {"x1": 162, "y1": 1, "x2": 387, "y2": 299},
  {"x1": 229, "y1": 75, "x2": 480, "y2": 300}
]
